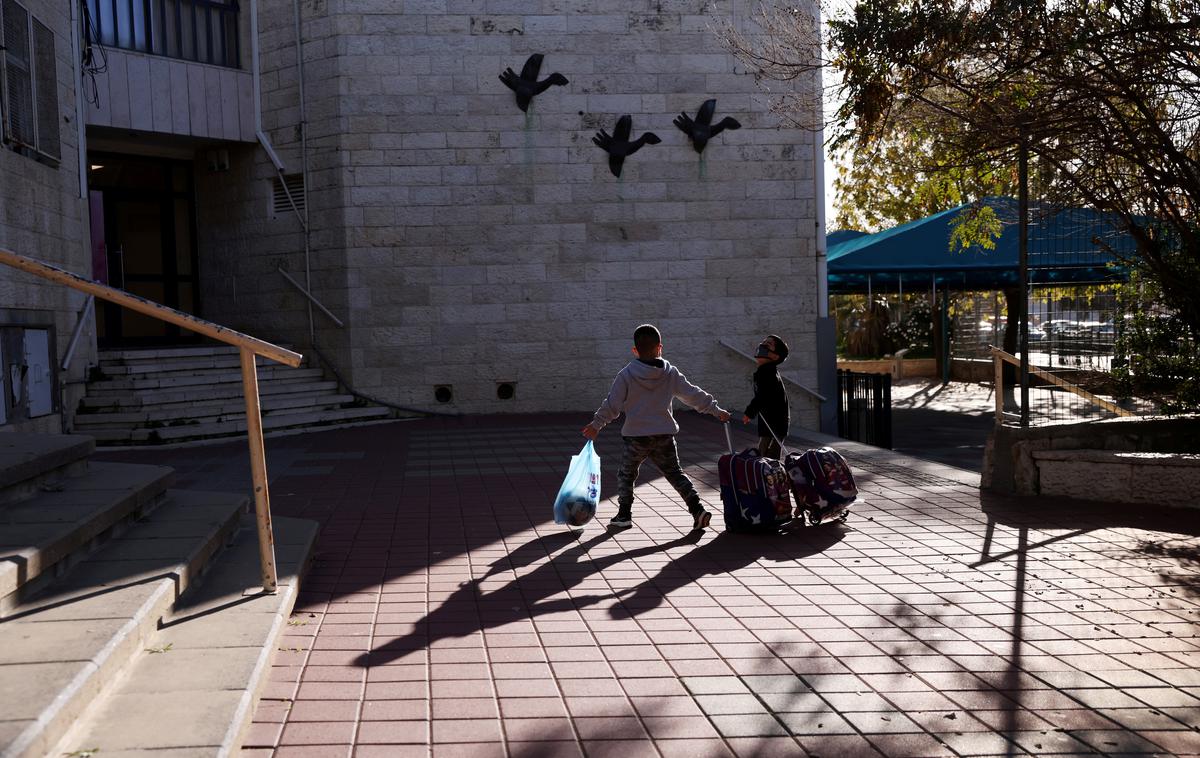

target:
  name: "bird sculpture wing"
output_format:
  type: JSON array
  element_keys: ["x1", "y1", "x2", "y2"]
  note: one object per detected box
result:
[
  {"x1": 612, "y1": 115, "x2": 633, "y2": 142},
  {"x1": 519, "y1": 53, "x2": 544, "y2": 82},
  {"x1": 710, "y1": 116, "x2": 742, "y2": 138},
  {"x1": 592, "y1": 129, "x2": 613, "y2": 151},
  {"x1": 672, "y1": 111, "x2": 695, "y2": 135},
  {"x1": 696, "y1": 98, "x2": 718, "y2": 125},
  {"x1": 498, "y1": 68, "x2": 520, "y2": 92},
  {"x1": 534, "y1": 72, "x2": 568, "y2": 96}
]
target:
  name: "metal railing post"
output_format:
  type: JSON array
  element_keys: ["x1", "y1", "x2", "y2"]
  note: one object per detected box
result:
[
  {"x1": 0, "y1": 248, "x2": 299, "y2": 595},
  {"x1": 240, "y1": 347, "x2": 278, "y2": 593},
  {"x1": 61, "y1": 294, "x2": 95, "y2": 370},
  {"x1": 993, "y1": 347, "x2": 1004, "y2": 424}
]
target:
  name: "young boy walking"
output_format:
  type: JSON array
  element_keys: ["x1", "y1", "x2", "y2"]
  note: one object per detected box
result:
[
  {"x1": 741, "y1": 334, "x2": 790, "y2": 459},
  {"x1": 582, "y1": 324, "x2": 731, "y2": 531}
]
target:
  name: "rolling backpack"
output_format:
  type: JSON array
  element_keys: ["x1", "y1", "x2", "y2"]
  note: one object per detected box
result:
[
  {"x1": 784, "y1": 447, "x2": 856, "y2": 525},
  {"x1": 718, "y1": 424, "x2": 792, "y2": 533}
]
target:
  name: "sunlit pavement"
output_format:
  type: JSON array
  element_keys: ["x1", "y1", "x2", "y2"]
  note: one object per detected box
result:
[{"x1": 97, "y1": 413, "x2": 1200, "y2": 758}]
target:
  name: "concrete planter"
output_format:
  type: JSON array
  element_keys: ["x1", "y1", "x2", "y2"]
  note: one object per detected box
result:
[{"x1": 984, "y1": 414, "x2": 1200, "y2": 508}]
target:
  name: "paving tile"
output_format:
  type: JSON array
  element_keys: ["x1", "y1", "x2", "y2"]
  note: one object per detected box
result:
[
  {"x1": 430, "y1": 743, "x2": 505, "y2": 758},
  {"x1": 725, "y1": 736, "x2": 809, "y2": 757},
  {"x1": 572, "y1": 716, "x2": 650, "y2": 740},
  {"x1": 355, "y1": 720, "x2": 429, "y2": 744},
  {"x1": 430, "y1": 719, "x2": 502, "y2": 743},
  {"x1": 273, "y1": 747, "x2": 352, "y2": 758},
  {"x1": 279, "y1": 721, "x2": 356, "y2": 746},
  {"x1": 502, "y1": 716, "x2": 575, "y2": 741},
  {"x1": 359, "y1": 699, "x2": 429, "y2": 721},
  {"x1": 795, "y1": 734, "x2": 885, "y2": 757},
  {"x1": 580, "y1": 739, "x2": 660, "y2": 758},
  {"x1": 287, "y1": 700, "x2": 360, "y2": 722},
  {"x1": 709, "y1": 713, "x2": 789, "y2": 737},
  {"x1": 655, "y1": 738, "x2": 737, "y2": 758},
  {"x1": 354, "y1": 746, "x2": 429, "y2": 758}
]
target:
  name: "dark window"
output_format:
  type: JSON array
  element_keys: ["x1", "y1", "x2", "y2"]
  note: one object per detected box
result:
[
  {"x1": 83, "y1": 0, "x2": 241, "y2": 69},
  {"x1": 0, "y1": 0, "x2": 60, "y2": 162}
]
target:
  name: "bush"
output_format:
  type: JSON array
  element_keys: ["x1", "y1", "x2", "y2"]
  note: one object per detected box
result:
[{"x1": 1113, "y1": 271, "x2": 1200, "y2": 413}]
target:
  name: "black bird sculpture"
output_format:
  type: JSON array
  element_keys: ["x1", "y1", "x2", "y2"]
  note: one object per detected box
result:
[
  {"x1": 592, "y1": 115, "x2": 661, "y2": 178},
  {"x1": 499, "y1": 54, "x2": 569, "y2": 113},
  {"x1": 673, "y1": 99, "x2": 741, "y2": 154}
]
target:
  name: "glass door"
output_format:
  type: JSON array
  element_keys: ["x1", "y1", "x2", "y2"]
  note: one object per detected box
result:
[{"x1": 88, "y1": 155, "x2": 199, "y2": 345}]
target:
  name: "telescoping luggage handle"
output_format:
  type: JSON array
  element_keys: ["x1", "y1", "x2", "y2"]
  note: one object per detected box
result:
[
  {"x1": 757, "y1": 414, "x2": 791, "y2": 458},
  {"x1": 723, "y1": 417, "x2": 789, "y2": 457}
]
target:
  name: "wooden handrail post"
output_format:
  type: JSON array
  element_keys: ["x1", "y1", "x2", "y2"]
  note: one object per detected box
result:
[
  {"x1": 993, "y1": 347, "x2": 1004, "y2": 423},
  {"x1": 240, "y1": 347, "x2": 279, "y2": 593},
  {"x1": 0, "y1": 248, "x2": 297, "y2": 594}
]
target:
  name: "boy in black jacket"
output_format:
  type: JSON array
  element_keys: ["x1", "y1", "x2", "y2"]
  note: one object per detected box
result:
[{"x1": 741, "y1": 335, "x2": 790, "y2": 459}]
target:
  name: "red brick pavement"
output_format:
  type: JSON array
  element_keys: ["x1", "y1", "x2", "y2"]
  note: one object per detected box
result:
[{"x1": 97, "y1": 414, "x2": 1200, "y2": 757}]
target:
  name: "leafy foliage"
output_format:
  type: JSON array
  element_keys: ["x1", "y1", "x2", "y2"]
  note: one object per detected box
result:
[
  {"x1": 724, "y1": 0, "x2": 1200, "y2": 341},
  {"x1": 1113, "y1": 266, "x2": 1200, "y2": 413}
]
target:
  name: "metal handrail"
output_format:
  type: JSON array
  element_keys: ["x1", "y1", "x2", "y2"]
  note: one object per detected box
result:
[
  {"x1": 0, "y1": 248, "x2": 301, "y2": 593},
  {"x1": 277, "y1": 268, "x2": 343, "y2": 328},
  {"x1": 61, "y1": 295, "x2": 95, "y2": 371},
  {"x1": 718, "y1": 338, "x2": 826, "y2": 402},
  {"x1": 990, "y1": 345, "x2": 1134, "y2": 424}
]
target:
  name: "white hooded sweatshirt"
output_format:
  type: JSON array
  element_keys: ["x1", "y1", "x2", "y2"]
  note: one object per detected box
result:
[{"x1": 588, "y1": 358, "x2": 727, "y2": 437}]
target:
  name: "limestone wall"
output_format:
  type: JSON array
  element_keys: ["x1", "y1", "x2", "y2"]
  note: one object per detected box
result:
[
  {"x1": 225, "y1": 0, "x2": 822, "y2": 423},
  {"x1": 0, "y1": 0, "x2": 91, "y2": 432}
]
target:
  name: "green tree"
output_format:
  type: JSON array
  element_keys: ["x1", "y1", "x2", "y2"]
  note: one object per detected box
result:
[{"x1": 725, "y1": 0, "x2": 1200, "y2": 340}]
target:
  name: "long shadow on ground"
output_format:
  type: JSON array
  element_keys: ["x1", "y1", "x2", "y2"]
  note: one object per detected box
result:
[{"x1": 359, "y1": 523, "x2": 846, "y2": 667}]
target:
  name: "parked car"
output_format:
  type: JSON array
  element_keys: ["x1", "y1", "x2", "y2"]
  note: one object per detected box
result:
[{"x1": 1041, "y1": 319, "x2": 1081, "y2": 337}]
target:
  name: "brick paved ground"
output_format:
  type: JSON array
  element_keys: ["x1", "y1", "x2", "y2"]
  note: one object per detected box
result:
[{"x1": 97, "y1": 414, "x2": 1200, "y2": 757}]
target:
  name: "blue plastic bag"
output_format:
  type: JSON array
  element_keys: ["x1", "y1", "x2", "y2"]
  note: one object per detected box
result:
[{"x1": 553, "y1": 441, "x2": 601, "y2": 527}]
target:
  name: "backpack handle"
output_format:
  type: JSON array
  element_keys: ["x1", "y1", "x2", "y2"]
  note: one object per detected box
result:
[{"x1": 757, "y1": 414, "x2": 791, "y2": 458}]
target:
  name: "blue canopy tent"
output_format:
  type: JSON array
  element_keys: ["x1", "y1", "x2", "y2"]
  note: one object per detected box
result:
[{"x1": 826, "y1": 197, "x2": 1134, "y2": 294}]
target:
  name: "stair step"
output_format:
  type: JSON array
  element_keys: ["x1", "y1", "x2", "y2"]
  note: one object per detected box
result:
[
  {"x1": 78, "y1": 381, "x2": 341, "y2": 411},
  {"x1": 97, "y1": 345, "x2": 240, "y2": 362},
  {"x1": 86, "y1": 367, "x2": 325, "y2": 392},
  {"x1": 0, "y1": 490, "x2": 246, "y2": 758},
  {"x1": 90, "y1": 406, "x2": 393, "y2": 445},
  {"x1": 0, "y1": 462, "x2": 176, "y2": 611},
  {"x1": 72, "y1": 394, "x2": 357, "y2": 428},
  {"x1": 57, "y1": 516, "x2": 318, "y2": 756},
  {"x1": 98, "y1": 354, "x2": 248, "y2": 374},
  {"x1": 73, "y1": 398, "x2": 359, "y2": 432},
  {"x1": 0, "y1": 434, "x2": 94, "y2": 506}
]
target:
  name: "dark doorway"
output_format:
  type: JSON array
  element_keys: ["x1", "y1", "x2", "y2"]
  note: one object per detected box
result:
[{"x1": 88, "y1": 154, "x2": 200, "y2": 346}]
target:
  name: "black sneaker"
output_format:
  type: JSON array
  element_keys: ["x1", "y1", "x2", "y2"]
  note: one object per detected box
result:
[
  {"x1": 608, "y1": 511, "x2": 633, "y2": 530},
  {"x1": 691, "y1": 509, "x2": 712, "y2": 531}
]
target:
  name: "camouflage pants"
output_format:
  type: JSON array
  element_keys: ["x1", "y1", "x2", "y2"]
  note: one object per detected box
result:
[{"x1": 617, "y1": 435, "x2": 702, "y2": 515}]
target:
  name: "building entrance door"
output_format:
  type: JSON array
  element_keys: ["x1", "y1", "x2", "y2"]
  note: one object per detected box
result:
[{"x1": 88, "y1": 154, "x2": 200, "y2": 345}]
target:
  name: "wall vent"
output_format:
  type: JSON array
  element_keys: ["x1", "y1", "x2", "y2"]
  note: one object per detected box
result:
[{"x1": 271, "y1": 173, "x2": 306, "y2": 217}]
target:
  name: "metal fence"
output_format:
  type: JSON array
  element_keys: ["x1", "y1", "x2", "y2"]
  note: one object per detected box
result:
[
  {"x1": 836, "y1": 370, "x2": 892, "y2": 449},
  {"x1": 85, "y1": 0, "x2": 240, "y2": 68}
]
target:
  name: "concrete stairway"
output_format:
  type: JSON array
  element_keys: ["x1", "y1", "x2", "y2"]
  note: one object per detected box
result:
[
  {"x1": 75, "y1": 345, "x2": 392, "y2": 445},
  {"x1": 0, "y1": 432, "x2": 318, "y2": 758}
]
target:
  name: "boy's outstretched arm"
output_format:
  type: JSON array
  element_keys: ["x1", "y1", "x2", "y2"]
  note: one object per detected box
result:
[
  {"x1": 581, "y1": 374, "x2": 628, "y2": 438},
  {"x1": 671, "y1": 369, "x2": 731, "y2": 423}
]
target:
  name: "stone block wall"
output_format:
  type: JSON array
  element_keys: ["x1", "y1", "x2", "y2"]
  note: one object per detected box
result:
[
  {"x1": 225, "y1": 0, "x2": 823, "y2": 424},
  {"x1": 0, "y1": 0, "x2": 91, "y2": 432}
]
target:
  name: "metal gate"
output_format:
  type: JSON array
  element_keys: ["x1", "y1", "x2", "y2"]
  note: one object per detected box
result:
[{"x1": 836, "y1": 370, "x2": 892, "y2": 449}]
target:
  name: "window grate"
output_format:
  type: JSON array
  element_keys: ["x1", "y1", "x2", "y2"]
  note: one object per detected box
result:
[
  {"x1": 1, "y1": 0, "x2": 35, "y2": 149},
  {"x1": 271, "y1": 173, "x2": 306, "y2": 217},
  {"x1": 31, "y1": 17, "x2": 58, "y2": 160}
]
